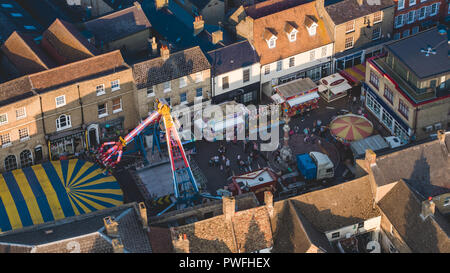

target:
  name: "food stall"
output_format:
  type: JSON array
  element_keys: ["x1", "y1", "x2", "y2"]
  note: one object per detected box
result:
[
  {"x1": 318, "y1": 73, "x2": 352, "y2": 102},
  {"x1": 272, "y1": 78, "x2": 319, "y2": 117}
]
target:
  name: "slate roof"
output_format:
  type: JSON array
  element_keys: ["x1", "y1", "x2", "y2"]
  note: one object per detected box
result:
[
  {"x1": 190, "y1": 0, "x2": 214, "y2": 10},
  {"x1": 249, "y1": 0, "x2": 332, "y2": 65},
  {"x1": 288, "y1": 176, "x2": 380, "y2": 232},
  {"x1": 84, "y1": 2, "x2": 152, "y2": 44},
  {"x1": 372, "y1": 132, "x2": 450, "y2": 198},
  {"x1": 377, "y1": 180, "x2": 450, "y2": 253},
  {"x1": 0, "y1": 0, "x2": 43, "y2": 41},
  {"x1": 245, "y1": 0, "x2": 312, "y2": 19},
  {"x1": 0, "y1": 203, "x2": 152, "y2": 253},
  {"x1": 103, "y1": 0, "x2": 136, "y2": 10},
  {"x1": 1, "y1": 31, "x2": 55, "y2": 75},
  {"x1": 384, "y1": 27, "x2": 450, "y2": 79},
  {"x1": 207, "y1": 40, "x2": 259, "y2": 76},
  {"x1": 324, "y1": 0, "x2": 394, "y2": 25},
  {"x1": 42, "y1": 19, "x2": 99, "y2": 65},
  {"x1": 132, "y1": 46, "x2": 211, "y2": 89}
]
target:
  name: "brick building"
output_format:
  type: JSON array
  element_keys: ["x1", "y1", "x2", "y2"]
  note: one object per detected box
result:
[{"x1": 392, "y1": 0, "x2": 446, "y2": 39}]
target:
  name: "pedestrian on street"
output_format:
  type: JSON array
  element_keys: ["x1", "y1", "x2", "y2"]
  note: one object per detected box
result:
[
  {"x1": 353, "y1": 96, "x2": 357, "y2": 105},
  {"x1": 214, "y1": 155, "x2": 220, "y2": 166},
  {"x1": 226, "y1": 158, "x2": 230, "y2": 168},
  {"x1": 247, "y1": 155, "x2": 252, "y2": 166},
  {"x1": 236, "y1": 154, "x2": 241, "y2": 165},
  {"x1": 303, "y1": 127, "x2": 309, "y2": 135},
  {"x1": 222, "y1": 155, "x2": 226, "y2": 162},
  {"x1": 220, "y1": 164, "x2": 224, "y2": 171}
]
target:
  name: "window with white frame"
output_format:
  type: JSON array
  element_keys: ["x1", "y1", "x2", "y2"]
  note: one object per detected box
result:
[
  {"x1": 373, "y1": 11, "x2": 382, "y2": 23},
  {"x1": 98, "y1": 103, "x2": 108, "y2": 117},
  {"x1": 112, "y1": 97, "x2": 122, "y2": 113},
  {"x1": 321, "y1": 47, "x2": 327, "y2": 57},
  {"x1": 56, "y1": 114, "x2": 71, "y2": 131},
  {"x1": 395, "y1": 14, "x2": 404, "y2": 28},
  {"x1": 288, "y1": 30, "x2": 298, "y2": 42},
  {"x1": 16, "y1": 107, "x2": 26, "y2": 120},
  {"x1": 268, "y1": 37, "x2": 276, "y2": 48},
  {"x1": 195, "y1": 72, "x2": 203, "y2": 83},
  {"x1": 276, "y1": 60, "x2": 282, "y2": 71},
  {"x1": 1, "y1": 133, "x2": 11, "y2": 146},
  {"x1": 372, "y1": 27, "x2": 381, "y2": 40},
  {"x1": 111, "y1": 79, "x2": 120, "y2": 91},
  {"x1": 419, "y1": 6, "x2": 426, "y2": 19},
  {"x1": 243, "y1": 69, "x2": 250, "y2": 82},
  {"x1": 346, "y1": 20, "x2": 355, "y2": 33},
  {"x1": 412, "y1": 26, "x2": 419, "y2": 34},
  {"x1": 164, "y1": 81, "x2": 171, "y2": 92},
  {"x1": 409, "y1": 0, "x2": 416, "y2": 6},
  {"x1": 345, "y1": 36, "x2": 354, "y2": 49},
  {"x1": 55, "y1": 95, "x2": 66, "y2": 108},
  {"x1": 430, "y1": 3, "x2": 439, "y2": 16},
  {"x1": 147, "y1": 86, "x2": 154, "y2": 97},
  {"x1": 179, "y1": 76, "x2": 187, "y2": 88},
  {"x1": 0, "y1": 113, "x2": 8, "y2": 125},
  {"x1": 264, "y1": 65, "x2": 270, "y2": 75},
  {"x1": 398, "y1": 0, "x2": 405, "y2": 9},
  {"x1": 96, "y1": 84, "x2": 105, "y2": 96},
  {"x1": 19, "y1": 127, "x2": 29, "y2": 140},
  {"x1": 407, "y1": 10, "x2": 415, "y2": 23},
  {"x1": 310, "y1": 50, "x2": 315, "y2": 61},
  {"x1": 289, "y1": 57, "x2": 295, "y2": 67}
]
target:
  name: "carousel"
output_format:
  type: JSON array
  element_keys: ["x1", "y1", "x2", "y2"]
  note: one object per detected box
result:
[{"x1": 329, "y1": 114, "x2": 373, "y2": 144}]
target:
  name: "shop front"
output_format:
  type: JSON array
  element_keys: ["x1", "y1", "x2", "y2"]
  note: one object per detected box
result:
[
  {"x1": 272, "y1": 78, "x2": 320, "y2": 117},
  {"x1": 48, "y1": 128, "x2": 87, "y2": 160},
  {"x1": 98, "y1": 117, "x2": 125, "y2": 143},
  {"x1": 212, "y1": 82, "x2": 260, "y2": 105}
]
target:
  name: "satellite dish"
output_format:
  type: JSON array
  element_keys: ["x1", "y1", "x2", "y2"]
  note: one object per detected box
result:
[{"x1": 366, "y1": 241, "x2": 381, "y2": 253}]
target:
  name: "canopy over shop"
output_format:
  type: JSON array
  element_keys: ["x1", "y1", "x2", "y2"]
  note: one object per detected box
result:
[
  {"x1": 272, "y1": 78, "x2": 319, "y2": 117},
  {"x1": 318, "y1": 73, "x2": 352, "y2": 102}
]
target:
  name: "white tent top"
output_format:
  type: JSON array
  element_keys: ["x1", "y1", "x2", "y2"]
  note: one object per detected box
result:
[
  {"x1": 271, "y1": 93, "x2": 285, "y2": 104},
  {"x1": 211, "y1": 116, "x2": 245, "y2": 132},
  {"x1": 234, "y1": 168, "x2": 276, "y2": 188},
  {"x1": 318, "y1": 73, "x2": 352, "y2": 95},
  {"x1": 287, "y1": 92, "x2": 319, "y2": 107}
]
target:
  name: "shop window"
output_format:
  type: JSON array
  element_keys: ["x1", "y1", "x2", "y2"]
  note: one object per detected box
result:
[
  {"x1": 147, "y1": 86, "x2": 154, "y2": 97},
  {"x1": 20, "y1": 150, "x2": 33, "y2": 168},
  {"x1": 402, "y1": 29, "x2": 410, "y2": 38},
  {"x1": 98, "y1": 103, "x2": 108, "y2": 118},
  {"x1": 1, "y1": 133, "x2": 10, "y2": 146},
  {"x1": 393, "y1": 33, "x2": 401, "y2": 40},
  {"x1": 4, "y1": 155, "x2": 17, "y2": 172},
  {"x1": 344, "y1": 37, "x2": 353, "y2": 49},
  {"x1": 243, "y1": 92, "x2": 253, "y2": 103},
  {"x1": 382, "y1": 110, "x2": 393, "y2": 130},
  {"x1": 0, "y1": 113, "x2": 7, "y2": 125},
  {"x1": 243, "y1": 69, "x2": 250, "y2": 82},
  {"x1": 112, "y1": 98, "x2": 122, "y2": 113},
  {"x1": 19, "y1": 127, "x2": 29, "y2": 141},
  {"x1": 96, "y1": 84, "x2": 105, "y2": 96},
  {"x1": 56, "y1": 114, "x2": 72, "y2": 131},
  {"x1": 222, "y1": 76, "x2": 229, "y2": 89},
  {"x1": 111, "y1": 79, "x2": 120, "y2": 91},
  {"x1": 55, "y1": 95, "x2": 66, "y2": 108},
  {"x1": 398, "y1": 99, "x2": 409, "y2": 120},
  {"x1": 412, "y1": 26, "x2": 419, "y2": 34},
  {"x1": 34, "y1": 146, "x2": 43, "y2": 163},
  {"x1": 16, "y1": 107, "x2": 26, "y2": 120}
]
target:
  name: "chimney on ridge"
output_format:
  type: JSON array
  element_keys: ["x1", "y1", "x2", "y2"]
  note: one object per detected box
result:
[
  {"x1": 103, "y1": 216, "x2": 119, "y2": 237},
  {"x1": 193, "y1": 16, "x2": 205, "y2": 36},
  {"x1": 173, "y1": 233, "x2": 190, "y2": 253},
  {"x1": 212, "y1": 30, "x2": 223, "y2": 44},
  {"x1": 160, "y1": 45, "x2": 170, "y2": 61},
  {"x1": 420, "y1": 197, "x2": 436, "y2": 220},
  {"x1": 138, "y1": 202, "x2": 148, "y2": 229}
]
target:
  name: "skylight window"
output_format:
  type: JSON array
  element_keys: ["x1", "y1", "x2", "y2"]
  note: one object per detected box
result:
[
  {"x1": 10, "y1": 13, "x2": 23, "y2": 17},
  {"x1": 24, "y1": 25, "x2": 36, "y2": 30},
  {"x1": 1, "y1": 3, "x2": 13, "y2": 8}
]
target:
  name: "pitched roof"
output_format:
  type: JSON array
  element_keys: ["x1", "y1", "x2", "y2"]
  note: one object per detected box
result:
[
  {"x1": 373, "y1": 133, "x2": 450, "y2": 198},
  {"x1": 42, "y1": 19, "x2": 99, "y2": 65},
  {"x1": 1, "y1": 31, "x2": 55, "y2": 75},
  {"x1": 0, "y1": 76, "x2": 34, "y2": 107},
  {"x1": 250, "y1": 0, "x2": 332, "y2": 65},
  {"x1": 207, "y1": 40, "x2": 259, "y2": 76},
  {"x1": 377, "y1": 180, "x2": 450, "y2": 253},
  {"x1": 171, "y1": 206, "x2": 273, "y2": 253},
  {"x1": 84, "y1": 2, "x2": 152, "y2": 44},
  {"x1": 190, "y1": 0, "x2": 214, "y2": 10},
  {"x1": 288, "y1": 176, "x2": 380, "y2": 232},
  {"x1": 324, "y1": 0, "x2": 394, "y2": 25},
  {"x1": 132, "y1": 46, "x2": 211, "y2": 89},
  {"x1": 29, "y1": 50, "x2": 126, "y2": 93},
  {"x1": 245, "y1": 0, "x2": 312, "y2": 19}
]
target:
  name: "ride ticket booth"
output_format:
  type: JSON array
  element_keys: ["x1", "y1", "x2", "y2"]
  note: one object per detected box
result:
[
  {"x1": 272, "y1": 78, "x2": 319, "y2": 117},
  {"x1": 317, "y1": 73, "x2": 352, "y2": 103}
]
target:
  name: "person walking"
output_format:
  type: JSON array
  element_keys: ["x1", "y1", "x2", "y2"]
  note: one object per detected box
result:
[
  {"x1": 226, "y1": 158, "x2": 230, "y2": 168},
  {"x1": 236, "y1": 154, "x2": 241, "y2": 165}
]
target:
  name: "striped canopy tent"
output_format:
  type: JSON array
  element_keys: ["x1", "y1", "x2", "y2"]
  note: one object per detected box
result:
[
  {"x1": 0, "y1": 159, "x2": 123, "y2": 232},
  {"x1": 329, "y1": 114, "x2": 373, "y2": 143}
]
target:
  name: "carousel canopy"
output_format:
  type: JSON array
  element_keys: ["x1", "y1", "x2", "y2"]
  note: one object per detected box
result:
[
  {"x1": 330, "y1": 114, "x2": 373, "y2": 142},
  {"x1": 0, "y1": 159, "x2": 123, "y2": 232}
]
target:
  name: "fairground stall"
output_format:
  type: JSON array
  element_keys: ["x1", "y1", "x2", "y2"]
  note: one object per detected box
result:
[
  {"x1": 271, "y1": 78, "x2": 319, "y2": 117},
  {"x1": 329, "y1": 114, "x2": 373, "y2": 144},
  {"x1": 318, "y1": 73, "x2": 352, "y2": 103}
]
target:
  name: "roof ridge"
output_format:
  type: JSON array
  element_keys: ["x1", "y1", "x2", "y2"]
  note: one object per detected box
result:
[{"x1": 207, "y1": 40, "x2": 249, "y2": 54}]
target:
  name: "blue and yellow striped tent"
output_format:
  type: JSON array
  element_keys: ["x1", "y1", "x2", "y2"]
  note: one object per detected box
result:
[{"x1": 0, "y1": 159, "x2": 123, "y2": 232}]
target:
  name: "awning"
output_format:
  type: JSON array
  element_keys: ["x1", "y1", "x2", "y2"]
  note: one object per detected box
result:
[
  {"x1": 271, "y1": 93, "x2": 285, "y2": 104},
  {"x1": 212, "y1": 116, "x2": 245, "y2": 132},
  {"x1": 287, "y1": 92, "x2": 319, "y2": 107},
  {"x1": 330, "y1": 82, "x2": 352, "y2": 95}
]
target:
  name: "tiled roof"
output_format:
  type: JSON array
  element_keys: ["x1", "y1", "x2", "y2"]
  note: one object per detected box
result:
[
  {"x1": 0, "y1": 76, "x2": 34, "y2": 107},
  {"x1": 84, "y1": 2, "x2": 152, "y2": 44},
  {"x1": 324, "y1": 0, "x2": 394, "y2": 25},
  {"x1": 132, "y1": 46, "x2": 211, "y2": 89},
  {"x1": 1, "y1": 31, "x2": 55, "y2": 75},
  {"x1": 288, "y1": 176, "x2": 380, "y2": 232},
  {"x1": 29, "y1": 50, "x2": 126, "y2": 93},
  {"x1": 250, "y1": 0, "x2": 332, "y2": 65},
  {"x1": 373, "y1": 133, "x2": 450, "y2": 198},
  {"x1": 171, "y1": 206, "x2": 273, "y2": 253},
  {"x1": 245, "y1": 0, "x2": 311, "y2": 19},
  {"x1": 42, "y1": 19, "x2": 99, "y2": 65},
  {"x1": 207, "y1": 40, "x2": 259, "y2": 76},
  {"x1": 377, "y1": 180, "x2": 450, "y2": 253}
]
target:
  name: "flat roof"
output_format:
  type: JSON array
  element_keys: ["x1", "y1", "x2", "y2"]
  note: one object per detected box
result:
[{"x1": 385, "y1": 27, "x2": 450, "y2": 79}]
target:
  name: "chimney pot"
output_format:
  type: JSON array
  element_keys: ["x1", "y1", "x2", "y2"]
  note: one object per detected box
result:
[
  {"x1": 223, "y1": 196, "x2": 236, "y2": 221},
  {"x1": 103, "y1": 216, "x2": 119, "y2": 237},
  {"x1": 160, "y1": 45, "x2": 170, "y2": 60},
  {"x1": 173, "y1": 232, "x2": 190, "y2": 253}
]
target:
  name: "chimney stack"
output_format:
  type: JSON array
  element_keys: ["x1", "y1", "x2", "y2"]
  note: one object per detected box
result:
[
  {"x1": 421, "y1": 197, "x2": 436, "y2": 220},
  {"x1": 103, "y1": 216, "x2": 119, "y2": 237},
  {"x1": 437, "y1": 130, "x2": 445, "y2": 144},
  {"x1": 150, "y1": 37, "x2": 158, "y2": 55},
  {"x1": 160, "y1": 45, "x2": 170, "y2": 61},
  {"x1": 212, "y1": 30, "x2": 223, "y2": 44},
  {"x1": 138, "y1": 202, "x2": 148, "y2": 229},
  {"x1": 264, "y1": 191, "x2": 274, "y2": 218},
  {"x1": 155, "y1": 0, "x2": 168, "y2": 10},
  {"x1": 173, "y1": 233, "x2": 190, "y2": 253},
  {"x1": 223, "y1": 196, "x2": 236, "y2": 221},
  {"x1": 112, "y1": 238, "x2": 124, "y2": 253},
  {"x1": 365, "y1": 149, "x2": 377, "y2": 166},
  {"x1": 356, "y1": 0, "x2": 364, "y2": 6},
  {"x1": 193, "y1": 16, "x2": 205, "y2": 36}
]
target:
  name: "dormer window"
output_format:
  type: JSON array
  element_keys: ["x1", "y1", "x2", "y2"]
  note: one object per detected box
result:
[
  {"x1": 264, "y1": 28, "x2": 277, "y2": 49},
  {"x1": 304, "y1": 15, "x2": 318, "y2": 36},
  {"x1": 284, "y1": 22, "x2": 298, "y2": 42}
]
